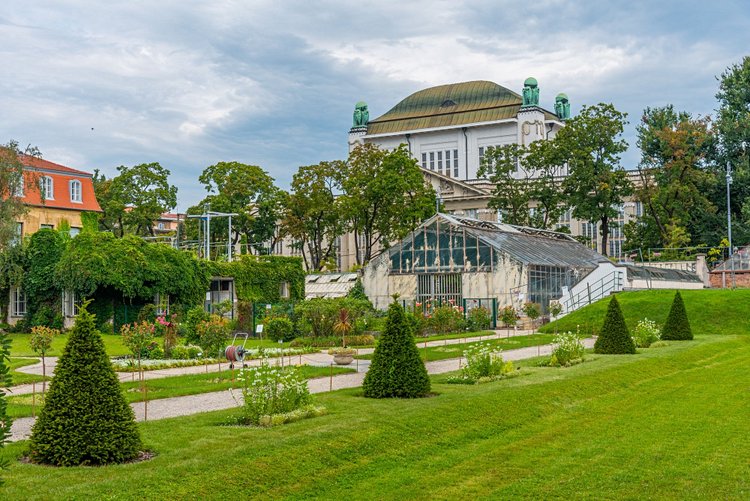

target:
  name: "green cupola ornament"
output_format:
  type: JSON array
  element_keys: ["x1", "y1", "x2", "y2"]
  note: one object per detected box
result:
[
  {"x1": 352, "y1": 101, "x2": 369, "y2": 127},
  {"x1": 521, "y1": 77, "x2": 539, "y2": 107},
  {"x1": 555, "y1": 93, "x2": 571, "y2": 120}
]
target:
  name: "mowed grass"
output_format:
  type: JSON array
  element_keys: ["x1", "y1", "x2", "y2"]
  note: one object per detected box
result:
[
  {"x1": 540, "y1": 288, "x2": 750, "y2": 336},
  {"x1": 5, "y1": 365, "x2": 355, "y2": 419},
  {"x1": 8, "y1": 358, "x2": 48, "y2": 385},
  {"x1": 2, "y1": 334, "x2": 749, "y2": 499},
  {"x1": 356, "y1": 333, "x2": 555, "y2": 361},
  {"x1": 9, "y1": 332, "x2": 130, "y2": 357}
]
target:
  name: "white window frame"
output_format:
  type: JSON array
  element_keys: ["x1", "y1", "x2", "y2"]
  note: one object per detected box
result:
[
  {"x1": 280, "y1": 282, "x2": 290, "y2": 299},
  {"x1": 11, "y1": 287, "x2": 26, "y2": 317},
  {"x1": 62, "y1": 290, "x2": 79, "y2": 318},
  {"x1": 15, "y1": 177, "x2": 24, "y2": 197},
  {"x1": 42, "y1": 176, "x2": 54, "y2": 200},
  {"x1": 155, "y1": 293, "x2": 170, "y2": 316},
  {"x1": 69, "y1": 179, "x2": 82, "y2": 203}
]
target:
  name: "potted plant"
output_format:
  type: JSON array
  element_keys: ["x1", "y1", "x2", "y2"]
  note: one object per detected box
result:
[{"x1": 329, "y1": 347, "x2": 356, "y2": 365}]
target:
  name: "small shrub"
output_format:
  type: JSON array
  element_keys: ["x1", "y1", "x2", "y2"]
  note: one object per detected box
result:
[
  {"x1": 196, "y1": 315, "x2": 230, "y2": 359},
  {"x1": 363, "y1": 301, "x2": 430, "y2": 398},
  {"x1": 466, "y1": 306, "x2": 492, "y2": 332},
  {"x1": 137, "y1": 304, "x2": 157, "y2": 323},
  {"x1": 236, "y1": 361, "x2": 313, "y2": 426},
  {"x1": 266, "y1": 317, "x2": 295, "y2": 342},
  {"x1": 0, "y1": 327, "x2": 12, "y2": 483},
  {"x1": 661, "y1": 291, "x2": 693, "y2": 341},
  {"x1": 632, "y1": 318, "x2": 661, "y2": 348},
  {"x1": 184, "y1": 306, "x2": 210, "y2": 345},
  {"x1": 428, "y1": 302, "x2": 465, "y2": 335},
  {"x1": 28, "y1": 304, "x2": 141, "y2": 465},
  {"x1": 170, "y1": 344, "x2": 204, "y2": 360},
  {"x1": 146, "y1": 342, "x2": 164, "y2": 360},
  {"x1": 462, "y1": 342, "x2": 514, "y2": 380},
  {"x1": 500, "y1": 305, "x2": 517, "y2": 329},
  {"x1": 650, "y1": 340, "x2": 670, "y2": 348},
  {"x1": 549, "y1": 331, "x2": 585, "y2": 366},
  {"x1": 594, "y1": 296, "x2": 636, "y2": 354},
  {"x1": 156, "y1": 315, "x2": 178, "y2": 357},
  {"x1": 120, "y1": 321, "x2": 155, "y2": 362},
  {"x1": 522, "y1": 302, "x2": 541, "y2": 328},
  {"x1": 29, "y1": 326, "x2": 59, "y2": 392}
]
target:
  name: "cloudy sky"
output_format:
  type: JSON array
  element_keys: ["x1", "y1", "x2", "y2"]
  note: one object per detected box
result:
[{"x1": 2, "y1": 1, "x2": 748, "y2": 208}]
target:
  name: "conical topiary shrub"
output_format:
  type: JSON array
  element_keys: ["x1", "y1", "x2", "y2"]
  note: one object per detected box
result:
[
  {"x1": 594, "y1": 295, "x2": 636, "y2": 354},
  {"x1": 661, "y1": 291, "x2": 693, "y2": 340},
  {"x1": 28, "y1": 304, "x2": 141, "y2": 466},
  {"x1": 363, "y1": 301, "x2": 431, "y2": 398}
]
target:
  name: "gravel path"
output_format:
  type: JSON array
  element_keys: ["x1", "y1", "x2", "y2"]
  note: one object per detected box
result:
[{"x1": 8, "y1": 338, "x2": 594, "y2": 442}]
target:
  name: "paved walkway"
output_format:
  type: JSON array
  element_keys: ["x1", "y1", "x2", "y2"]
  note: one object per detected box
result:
[
  {"x1": 9, "y1": 328, "x2": 537, "y2": 396},
  {"x1": 8, "y1": 337, "x2": 594, "y2": 442}
]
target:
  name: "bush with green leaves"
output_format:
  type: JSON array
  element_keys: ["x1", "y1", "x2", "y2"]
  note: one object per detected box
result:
[
  {"x1": 427, "y1": 302, "x2": 465, "y2": 335},
  {"x1": 500, "y1": 305, "x2": 517, "y2": 329},
  {"x1": 289, "y1": 334, "x2": 375, "y2": 348},
  {"x1": 453, "y1": 342, "x2": 513, "y2": 383},
  {"x1": 184, "y1": 305, "x2": 210, "y2": 345},
  {"x1": 294, "y1": 297, "x2": 371, "y2": 338},
  {"x1": 236, "y1": 360, "x2": 313, "y2": 426},
  {"x1": 28, "y1": 304, "x2": 141, "y2": 466},
  {"x1": 661, "y1": 291, "x2": 693, "y2": 340},
  {"x1": 196, "y1": 315, "x2": 230, "y2": 359},
  {"x1": 522, "y1": 302, "x2": 541, "y2": 327},
  {"x1": 169, "y1": 344, "x2": 203, "y2": 360},
  {"x1": 594, "y1": 296, "x2": 636, "y2": 354},
  {"x1": 363, "y1": 301, "x2": 430, "y2": 398},
  {"x1": 0, "y1": 328, "x2": 12, "y2": 484},
  {"x1": 120, "y1": 321, "x2": 155, "y2": 362},
  {"x1": 266, "y1": 317, "x2": 295, "y2": 342},
  {"x1": 549, "y1": 331, "x2": 585, "y2": 366},
  {"x1": 632, "y1": 318, "x2": 661, "y2": 348},
  {"x1": 466, "y1": 306, "x2": 492, "y2": 332}
]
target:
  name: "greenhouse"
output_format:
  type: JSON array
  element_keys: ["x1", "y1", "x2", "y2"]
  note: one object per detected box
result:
[{"x1": 363, "y1": 213, "x2": 609, "y2": 316}]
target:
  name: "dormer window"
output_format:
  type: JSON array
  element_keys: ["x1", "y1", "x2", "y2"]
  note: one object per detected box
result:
[
  {"x1": 42, "y1": 176, "x2": 54, "y2": 200},
  {"x1": 70, "y1": 179, "x2": 82, "y2": 203}
]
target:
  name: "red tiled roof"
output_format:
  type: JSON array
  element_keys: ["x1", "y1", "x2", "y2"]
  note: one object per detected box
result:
[
  {"x1": 19, "y1": 156, "x2": 102, "y2": 212},
  {"x1": 20, "y1": 154, "x2": 92, "y2": 176}
]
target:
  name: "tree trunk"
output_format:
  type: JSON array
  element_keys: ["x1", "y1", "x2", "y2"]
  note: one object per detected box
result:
[
  {"x1": 600, "y1": 216, "x2": 609, "y2": 257},
  {"x1": 42, "y1": 355, "x2": 46, "y2": 394}
]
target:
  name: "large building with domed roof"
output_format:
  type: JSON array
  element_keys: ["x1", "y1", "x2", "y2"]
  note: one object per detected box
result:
[{"x1": 337, "y1": 78, "x2": 642, "y2": 268}]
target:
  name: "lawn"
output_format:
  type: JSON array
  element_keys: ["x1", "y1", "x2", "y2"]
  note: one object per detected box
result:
[
  {"x1": 540, "y1": 288, "x2": 750, "y2": 336},
  {"x1": 5, "y1": 365, "x2": 355, "y2": 419},
  {"x1": 9, "y1": 332, "x2": 130, "y2": 357},
  {"x1": 4, "y1": 333, "x2": 748, "y2": 499},
  {"x1": 356, "y1": 333, "x2": 556, "y2": 361},
  {"x1": 8, "y1": 358, "x2": 48, "y2": 385}
]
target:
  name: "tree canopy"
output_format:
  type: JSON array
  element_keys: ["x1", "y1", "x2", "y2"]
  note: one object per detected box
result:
[
  {"x1": 559, "y1": 103, "x2": 633, "y2": 256},
  {"x1": 0, "y1": 141, "x2": 40, "y2": 251}
]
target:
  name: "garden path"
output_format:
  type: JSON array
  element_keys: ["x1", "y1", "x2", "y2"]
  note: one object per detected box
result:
[
  {"x1": 10, "y1": 328, "x2": 536, "y2": 395},
  {"x1": 7, "y1": 338, "x2": 594, "y2": 442}
]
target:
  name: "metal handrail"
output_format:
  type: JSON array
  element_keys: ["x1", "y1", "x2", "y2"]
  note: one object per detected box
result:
[{"x1": 562, "y1": 270, "x2": 623, "y2": 312}]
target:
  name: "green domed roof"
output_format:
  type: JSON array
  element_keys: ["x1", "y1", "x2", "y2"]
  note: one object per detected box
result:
[
  {"x1": 367, "y1": 80, "x2": 524, "y2": 135},
  {"x1": 556, "y1": 93, "x2": 568, "y2": 100},
  {"x1": 524, "y1": 77, "x2": 538, "y2": 86}
]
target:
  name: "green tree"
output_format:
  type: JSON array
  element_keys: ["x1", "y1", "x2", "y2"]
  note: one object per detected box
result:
[
  {"x1": 186, "y1": 162, "x2": 287, "y2": 256},
  {"x1": 478, "y1": 144, "x2": 533, "y2": 225},
  {"x1": 661, "y1": 291, "x2": 693, "y2": 341},
  {"x1": 0, "y1": 140, "x2": 41, "y2": 251},
  {"x1": 634, "y1": 106, "x2": 717, "y2": 248},
  {"x1": 710, "y1": 57, "x2": 750, "y2": 246},
  {"x1": 340, "y1": 144, "x2": 436, "y2": 266},
  {"x1": 23, "y1": 228, "x2": 66, "y2": 325},
  {"x1": 559, "y1": 104, "x2": 633, "y2": 256},
  {"x1": 363, "y1": 301, "x2": 430, "y2": 398},
  {"x1": 94, "y1": 163, "x2": 178, "y2": 237},
  {"x1": 282, "y1": 161, "x2": 345, "y2": 271},
  {"x1": 594, "y1": 295, "x2": 636, "y2": 354},
  {"x1": 28, "y1": 304, "x2": 142, "y2": 465}
]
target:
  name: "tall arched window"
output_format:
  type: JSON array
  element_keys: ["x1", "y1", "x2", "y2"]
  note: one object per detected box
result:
[
  {"x1": 69, "y1": 179, "x2": 82, "y2": 203},
  {"x1": 42, "y1": 176, "x2": 54, "y2": 200}
]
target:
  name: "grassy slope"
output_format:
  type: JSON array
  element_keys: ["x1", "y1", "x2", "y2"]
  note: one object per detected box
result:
[
  {"x1": 6, "y1": 365, "x2": 355, "y2": 419},
  {"x1": 540, "y1": 288, "x2": 750, "y2": 336},
  {"x1": 2, "y1": 335, "x2": 749, "y2": 499}
]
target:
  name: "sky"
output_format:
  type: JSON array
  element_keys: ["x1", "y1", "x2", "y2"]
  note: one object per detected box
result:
[{"x1": 2, "y1": 1, "x2": 749, "y2": 209}]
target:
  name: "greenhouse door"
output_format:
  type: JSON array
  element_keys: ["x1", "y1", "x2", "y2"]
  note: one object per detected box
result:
[{"x1": 416, "y1": 273, "x2": 462, "y2": 306}]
